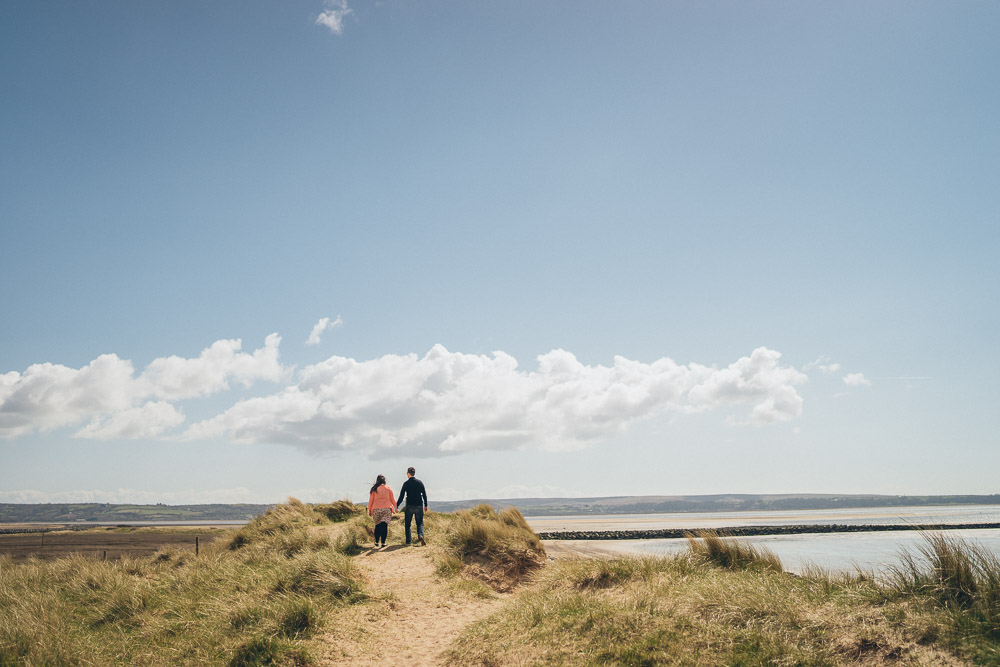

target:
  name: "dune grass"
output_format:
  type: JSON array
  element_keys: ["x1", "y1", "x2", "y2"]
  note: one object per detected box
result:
[
  {"x1": 886, "y1": 532, "x2": 1000, "y2": 663},
  {"x1": 686, "y1": 529, "x2": 783, "y2": 572},
  {"x1": 445, "y1": 532, "x2": 1000, "y2": 665},
  {"x1": 439, "y1": 504, "x2": 546, "y2": 591},
  {"x1": 5, "y1": 501, "x2": 998, "y2": 666},
  {"x1": 0, "y1": 499, "x2": 365, "y2": 666}
]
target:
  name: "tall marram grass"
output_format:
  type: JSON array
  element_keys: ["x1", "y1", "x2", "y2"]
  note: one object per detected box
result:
[
  {"x1": 0, "y1": 499, "x2": 365, "y2": 666},
  {"x1": 442, "y1": 504, "x2": 545, "y2": 591},
  {"x1": 686, "y1": 529, "x2": 783, "y2": 572},
  {"x1": 888, "y1": 532, "x2": 1000, "y2": 657}
]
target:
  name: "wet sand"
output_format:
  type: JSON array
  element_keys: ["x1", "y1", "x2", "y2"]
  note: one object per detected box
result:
[{"x1": 543, "y1": 539, "x2": 655, "y2": 559}]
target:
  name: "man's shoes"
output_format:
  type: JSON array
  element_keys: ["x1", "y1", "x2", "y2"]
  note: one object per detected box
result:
[{"x1": 419, "y1": 536, "x2": 426, "y2": 546}]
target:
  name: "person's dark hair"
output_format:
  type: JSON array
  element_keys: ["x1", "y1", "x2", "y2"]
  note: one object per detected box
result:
[
  {"x1": 407, "y1": 466, "x2": 415, "y2": 475},
  {"x1": 370, "y1": 474, "x2": 386, "y2": 494}
]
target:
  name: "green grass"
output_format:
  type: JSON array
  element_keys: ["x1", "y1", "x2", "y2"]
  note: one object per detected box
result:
[
  {"x1": 0, "y1": 499, "x2": 365, "y2": 666},
  {"x1": 444, "y1": 532, "x2": 1000, "y2": 665}
]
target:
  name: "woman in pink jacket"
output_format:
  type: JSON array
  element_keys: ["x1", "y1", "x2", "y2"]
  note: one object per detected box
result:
[{"x1": 367, "y1": 474, "x2": 397, "y2": 547}]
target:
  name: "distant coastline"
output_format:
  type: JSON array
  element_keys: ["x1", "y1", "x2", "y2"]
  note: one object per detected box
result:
[
  {"x1": 433, "y1": 493, "x2": 1000, "y2": 516},
  {"x1": 3, "y1": 493, "x2": 1000, "y2": 523}
]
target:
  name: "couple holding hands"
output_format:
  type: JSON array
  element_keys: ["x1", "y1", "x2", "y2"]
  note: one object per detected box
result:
[{"x1": 367, "y1": 466, "x2": 428, "y2": 548}]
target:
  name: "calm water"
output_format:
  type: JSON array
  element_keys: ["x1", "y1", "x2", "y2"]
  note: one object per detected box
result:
[
  {"x1": 615, "y1": 529, "x2": 1000, "y2": 575},
  {"x1": 527, "y1": 505, "x2": 1000, "y2": 574}
]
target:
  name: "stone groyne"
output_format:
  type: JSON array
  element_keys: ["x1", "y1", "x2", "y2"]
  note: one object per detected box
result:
[{"x1": 537, "y1": 522, "x2": 1000, "y2": 541}]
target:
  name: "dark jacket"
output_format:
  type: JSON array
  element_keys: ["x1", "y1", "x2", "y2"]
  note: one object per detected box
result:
[{"x1": 396, "y1": 477, "x2": 427, "y2": 508}]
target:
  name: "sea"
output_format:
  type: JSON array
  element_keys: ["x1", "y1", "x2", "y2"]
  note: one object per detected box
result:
[{"x1": 525, "y1": 505, "x2": 1000, "y2": 575}]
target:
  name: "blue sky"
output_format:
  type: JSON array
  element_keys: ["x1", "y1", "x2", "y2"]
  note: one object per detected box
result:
[{"x1": 2, "y1": 1, "x2": 998, "y2": 504}]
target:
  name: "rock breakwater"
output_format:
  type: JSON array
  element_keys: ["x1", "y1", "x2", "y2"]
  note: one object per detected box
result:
[{"x1": 537, "y1": 522, "x2": 1000, "y2": 540}]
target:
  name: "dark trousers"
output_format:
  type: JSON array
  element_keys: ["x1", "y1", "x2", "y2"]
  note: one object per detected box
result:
[
  {"x1": 374, "y1": 521, "x2": 388, "y2": 546},
  {"x1": 404, "y1": 505, "x2": 424, "y2": 543}
]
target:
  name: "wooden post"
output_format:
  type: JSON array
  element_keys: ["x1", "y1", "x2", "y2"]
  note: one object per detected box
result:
[
  {"x1": 103, "y1": 550, "x2": 107, "y2": 560},
  {"x1": 40, "y1": 534, "x2": 44, "y2": 550},
  {"x1": 195, "y1": 536, "x2": 199, "y2": 556}
]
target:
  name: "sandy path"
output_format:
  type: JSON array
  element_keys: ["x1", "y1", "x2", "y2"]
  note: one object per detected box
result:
[{"x1": 317, "y1": 541, "x2": 504, "y2": 665}]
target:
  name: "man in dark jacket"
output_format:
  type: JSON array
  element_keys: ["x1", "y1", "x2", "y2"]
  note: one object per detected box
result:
[{"x1": 396, "y1": 466, "x2": 428, "y2": 545}]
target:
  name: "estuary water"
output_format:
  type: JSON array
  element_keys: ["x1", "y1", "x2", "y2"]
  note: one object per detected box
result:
[{"x1": 527, "y1": 505, "x2": 1000, "y2": 574}]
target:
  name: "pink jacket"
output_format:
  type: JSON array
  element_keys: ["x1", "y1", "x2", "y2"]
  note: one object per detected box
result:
[{"x1": 368, "y1": 485, "x2": 397, "y2": 515}]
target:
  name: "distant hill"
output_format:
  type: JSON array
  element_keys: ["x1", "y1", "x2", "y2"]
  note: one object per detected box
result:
[
  {"x1": 3, "y1": 493, "x2": 999, "y2": 523},
  {"x1": 0, "y1": 503, "x2": 271, "y2": 523},
  {"x1": 430, "y1": 493, "x2": 1000, "y2": 516}
]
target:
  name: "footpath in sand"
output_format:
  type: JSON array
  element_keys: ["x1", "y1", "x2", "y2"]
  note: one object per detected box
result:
[{"x1": 316, "y1": 539, "x2": 508, "y2": 666}]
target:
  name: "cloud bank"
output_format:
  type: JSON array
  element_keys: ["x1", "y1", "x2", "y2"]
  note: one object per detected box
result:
[
  {"x1": 182, "y1": 345, "x2": 807, "y2": 456},
  {"x1": 0, "y1": 335, "x2": 285, "y2": 439},
  {"x1": 2, "y1": 336, "x2": 813, "y2": 456}
]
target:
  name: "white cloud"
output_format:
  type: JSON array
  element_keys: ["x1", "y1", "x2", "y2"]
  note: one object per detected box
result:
[
  {"x1": 805, "y1": 355, "x2": 841, "y2": 374},
  {"x1": 0, "y1": 335, "x2": 286, "y2": 439},
  {"x1": 843, "y1": 372, "x2": 871, "y2": 387},
  {"x1": 74, "y1": 401, "x2": 185, "y2": 440},
  {"x1": 306, "y1": 315, "x2": 343, "y2": 345},
  {"x1": 315, "y1": 0, "x2": 352, "y2": 35},
  {"x1": 184, "y1": 345, "x2": 808, "y2": 456},
  {"x1": 139, "y1": 333, "x2": 285, "y2": 400}
]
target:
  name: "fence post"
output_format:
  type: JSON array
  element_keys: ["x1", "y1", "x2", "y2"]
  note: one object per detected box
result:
[
  {"x1": 195, "y1": 536, "x2": 199, "y2": 556},
  {"x1": 103, "y1": 550, "x2": 107, "y2": 560}
]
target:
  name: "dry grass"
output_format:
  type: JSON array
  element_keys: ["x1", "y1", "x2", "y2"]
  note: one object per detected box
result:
[
  {"x1": 444, "y1": 533, "x2": 997, "y2": 666},
  {"x1": 311, "y1": 500, "x2": 363, "y2": 523},
  {"x1": 887, "y1": 532, "x2": 1000, "y2": 663},
  {"x1": 686, "y1": 529, "x2": 783, "y2": 572},
  {"x1": 5, "y1": 506, "x2": 998, "y2": 666},
  {"x1": 441, "y1": 504, "x2": 546, "y2": 592},
  {"x1": 0, "y1": 499, "x2": 365, "y2": 666}
]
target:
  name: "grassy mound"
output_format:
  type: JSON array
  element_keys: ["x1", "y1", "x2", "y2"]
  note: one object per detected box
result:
[
  {"x1": 0, "y1": 499, "x2": 364, "y2": 666},
  {"x1": 440, "y1": 504, "x2": 545, "y2": 591},
  {"x1": 311, "y1": 500, "x2": 363, "y2": 523},
  {"x1": 444, "y1": 533, "x2": 1000, "y2": 665}
]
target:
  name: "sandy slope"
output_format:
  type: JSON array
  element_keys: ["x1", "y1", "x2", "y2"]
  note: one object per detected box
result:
[{"x1": 316, "y1": 541, "x2": 506, "y2": 665}]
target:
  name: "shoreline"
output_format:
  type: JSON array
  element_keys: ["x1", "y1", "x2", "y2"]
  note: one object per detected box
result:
[{"x1": 537, "y1": 521, "x2": 1000, "y2": 540}]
